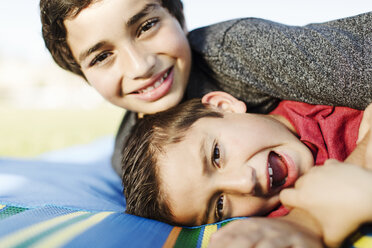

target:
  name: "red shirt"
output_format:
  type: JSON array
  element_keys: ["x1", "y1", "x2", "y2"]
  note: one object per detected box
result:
[{"x1": 267, "y1": 100, "x2": 363, "y2": 217}]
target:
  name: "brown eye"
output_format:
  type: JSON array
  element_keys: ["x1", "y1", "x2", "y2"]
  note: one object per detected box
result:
[
  {"x1": 215, "y1": 195, "x2": 224, "y2": 221},
  {"x1": 213, "y1": 143, "x2": 220, "y2": 167},
  {"x1": 90, "y1": 52, "x2": 112, "y2": 67},
  {"x1": 137, "y1": 18, "x2": 159, "y2": 37}
]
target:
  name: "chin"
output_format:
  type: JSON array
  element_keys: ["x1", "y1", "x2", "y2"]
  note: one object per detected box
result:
[{"x1": 154, "y1": 96, "x2": 183, "y2": 113}]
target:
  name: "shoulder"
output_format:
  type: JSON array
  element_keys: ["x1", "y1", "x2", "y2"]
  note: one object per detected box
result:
[
  {"x1": 320, "y1": 11, "x2": 372, "y2": 29},
  {"x1": 187, "y1": 18, "x2": 280, "y2": 55},
  {"x1": 187, "y1": 19, "x2": 240, "y2": 55}
]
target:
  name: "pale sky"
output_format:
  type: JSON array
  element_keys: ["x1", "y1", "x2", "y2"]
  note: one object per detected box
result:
[
  {"x1": 183, "y1": 0, "x2": 372, "y2": 29},
  {"x1": 0, "y1": 0, "x2": 371, "y2": 64}
]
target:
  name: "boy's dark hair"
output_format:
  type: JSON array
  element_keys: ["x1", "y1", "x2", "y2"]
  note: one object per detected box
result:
[
  {"x1": 40, "y1": 0, "x2": 185, "y2": 79},
  {"x1": 122, "y1": 98, "x2": 223, "y2": 225}
]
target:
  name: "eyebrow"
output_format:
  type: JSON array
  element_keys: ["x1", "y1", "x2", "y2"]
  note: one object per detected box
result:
[
  {"x1": 78, "y1": 3, "x2": 159, "y2": 63},
  {"x1": 127, "y1": 3, "x2": 159, "y2": 26},
  {"x1": 78, "y1": 41, "x2": 106, "y2": 63},
  {"x1": 198, "y1": 136, "x2": 215, "y2": 225},
  {"x1": 200, "y1": 195, "x2": 215, "y2": 225}
]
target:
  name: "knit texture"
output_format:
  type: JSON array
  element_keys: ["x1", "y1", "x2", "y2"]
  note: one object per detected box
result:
[
  {"x1": 187, "y1": 12, "x2": 372, "y2": 112},
  {"x1": 113, "y1": 12, "x2": 372, "y2": 175}
]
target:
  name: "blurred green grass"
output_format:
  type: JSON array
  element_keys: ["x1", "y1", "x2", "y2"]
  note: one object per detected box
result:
[{"x1": 0, "y1": 105, "x2": 124, "y2": 157}]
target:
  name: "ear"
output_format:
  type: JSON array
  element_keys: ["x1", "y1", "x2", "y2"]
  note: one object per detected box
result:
[{"x1": 201, "y1": 91, "x2": 246, "y2": 113}]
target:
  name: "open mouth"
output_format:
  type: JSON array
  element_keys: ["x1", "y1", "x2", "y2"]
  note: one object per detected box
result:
[
  {"x1": 134, "y1": 67, "x2": 172, "y2": 94},
  {"x1": 130, "y1": 67, "x2": 174, "y2": 102},
  {"x1": 267, "y1": 151, "x2": 288, "y2": 192}
]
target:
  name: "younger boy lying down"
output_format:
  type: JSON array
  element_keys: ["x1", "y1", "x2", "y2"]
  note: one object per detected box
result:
[{"x1": 122, "y1": 91, "x2": 372, "y2": 247}]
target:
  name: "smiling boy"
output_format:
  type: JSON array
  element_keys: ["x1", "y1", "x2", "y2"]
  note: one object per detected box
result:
[
  {"x1": 40, "y1": 0, "x2": 372, "y2": 175},
  {"x1": 156, "y1": 105, "x2": 314, "y2": 226},
  {"x1": 122, "y1": 91, "x2": 364, "y2": 224},
  {"x1": 121, "y1": 91, "x2": 372, "y2": 246},
  {"x1": 63, "y1": 0, "x2": 191, "y2": 114},
  {"x1": 154, "y1": 96, "x2": 317, "y2": 226}
]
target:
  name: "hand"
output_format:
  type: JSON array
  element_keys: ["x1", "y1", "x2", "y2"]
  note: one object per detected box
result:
[
  {"x1": 357, "y1": 103, "x2": 372, "y2": 169},
  {"x1": 280, "y1": 160, "x2": 372, "y2": 247},
  {"x1": 208, "y1": 217, "x2": 322, "y2": 248},
  {"x1": 362, "y1": 130, "x2": 372, "y2": 169},
  {"x1": 345, "y1": 102, "x2": 372, "y2": 169},
  {"x1": 357, "y1": 102, "x2": 372, "y2": 145}
]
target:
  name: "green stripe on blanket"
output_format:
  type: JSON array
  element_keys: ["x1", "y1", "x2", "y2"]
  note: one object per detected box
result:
[
  {"x1": 165, "y1": 220, "x2": 234, "y2": 248},
  {"x1": 0, "y1": 204, "x2": 370, "y2": 248},
  {"x1": 0, "y1": 206, "x2": 28, "y2": 220},
  {"x1": 0, "y1": 208, "x2": 113, "y2": 248}
]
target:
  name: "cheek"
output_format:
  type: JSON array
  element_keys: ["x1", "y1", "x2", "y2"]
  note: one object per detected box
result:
[
  {"x1": 85, "y1": 70, "x2": 120, "y2": 99},
  {"x1": 231, "y1": 197, "x2": 265, "y2": 217},
  {"x1": 233, "y1": 197, "x2": 278, "y2": 217},
  {"x1": 249, "y1": 121, "x2": 292, "y2": 146},
  {"x1": 154, "y1": 24, "x2": 191, "y2": 61}
]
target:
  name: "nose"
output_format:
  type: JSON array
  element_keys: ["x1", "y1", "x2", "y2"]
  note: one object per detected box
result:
[
  {"x1": 216, "y1": 166, "x2": 257, "y2": 195},
  {"x1": 121, "y1": 44, "x2": 156, "y2": 79}
]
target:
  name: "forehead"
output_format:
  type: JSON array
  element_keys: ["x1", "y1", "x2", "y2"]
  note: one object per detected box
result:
[
  {"x1": 66, "y1": 0, "x2": 162, "y2": 27},
  {"x1": 158, "y1": 122, "x2": 209, "y2": 225},
  {"x1": 64, "y1": 0, "x2": 164, "y2": 50},
  {"x1": 159, "y1": 121, "x2": 206, "y2": 188},
  {"x1": 157, "y1": 116, "x2": 228, "y2": 194},
  {"x1": 82, "y1": 0, "x2": 162, "y2": 12}
]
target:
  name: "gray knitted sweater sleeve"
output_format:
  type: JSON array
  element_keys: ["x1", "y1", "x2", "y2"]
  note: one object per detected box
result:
[
  {"x1": 188, "y1": 12, "x2": 372, "y2": 110},
  {"x1": 112, "y1": 12, "x2": 371, "y2": 175}
]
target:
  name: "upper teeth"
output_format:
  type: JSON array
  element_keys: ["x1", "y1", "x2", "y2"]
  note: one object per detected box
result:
[
  {"x1": 268, "y1": 165, "x2": 273, "y2": 188},
  {"x1": 138, "y1": 70, "x2": 169, "y2": 94}
]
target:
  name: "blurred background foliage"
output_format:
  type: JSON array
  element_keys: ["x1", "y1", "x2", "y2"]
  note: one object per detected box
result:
[
  {"x1": 0, "y1": 58, "x2": 123, "y2": 158},
  {"x1": 0, "y1": 105, "x2": 123, "y2": 157}
]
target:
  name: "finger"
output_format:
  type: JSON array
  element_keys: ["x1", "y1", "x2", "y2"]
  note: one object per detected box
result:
[
  {"x1": 365, "y1": 131, "x2": 372, "y2": 169},
  {"x1": 210, "y1": 233, "x2": 258, "y2": 248},
  {"x1": 217, "y1": 220, "x2": 258, "y2": 236},
  {"x1": 256, "y1": 237, "x2": 290, "y2": 248},
  {"x1": 228, "y1": 236, "x2": 259, "y2": 248},
  {"x1": 357, "y1": 103, "x2": 371, "y2": 143},
  {"x1": 323, "y1": 229, "x2": 345, "y2": 248},
  {"x1": 323, "y1": 159, "x2": 340, "y2": 166},
  {"x1": 279, "y1": 188, "x2": 300, "y2": 208},
  {"x1": 208, "y1": 233, "x2": 234, "y2": 248},
  {"x1": 357, "y1": 120, "x2": 370, "y2": 144}
]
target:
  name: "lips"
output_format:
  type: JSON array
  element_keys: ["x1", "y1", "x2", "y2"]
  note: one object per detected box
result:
[
  {"x1": 267, "y1": 151, "x2": 289, "y2": 193},
  {"x1": 268, "y1": 151, "x2": 288, "y2": 187},
  {"x1": 129, "y1": 67, "x2": 174, "y2": 102},
  {"x1": 135, "y1": 68, "x2": 171, "y2": 94},
  {"x1": 267, "y1": 151, "x2": 299, "y2": 194}
]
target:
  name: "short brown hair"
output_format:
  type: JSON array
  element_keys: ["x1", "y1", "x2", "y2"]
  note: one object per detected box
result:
[
  {"x1": 40, "y1": 0, "x2": 185, "y2": 79},
  {"x1": 122, "y1": 98, "x2": 223, "y2": 225}
]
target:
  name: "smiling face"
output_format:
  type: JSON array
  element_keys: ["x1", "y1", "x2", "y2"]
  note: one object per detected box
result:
[
  {"x1": 64, "y1": 0, "x2": 191, "y2": 114},
  {"x1": 158, "y1": 103, "x2": 314, "y2": 226}
]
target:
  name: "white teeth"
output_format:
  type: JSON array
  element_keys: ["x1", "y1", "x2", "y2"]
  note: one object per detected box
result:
[
  {"x1": 268, "y1": 167, "x2": 273, "y2": 176},
  {"x1": 268, "y1": 165, "x2": 273, "y2": 188},
  {"x1": 270, "y1": 177, "x2": 273, "y2": 188},
  {"x1": 138, "y1": 70, "x2": 169, "y2": 94},
  {"x1": 163, "y1": 71, "x2": 169, "y2": 79}
]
